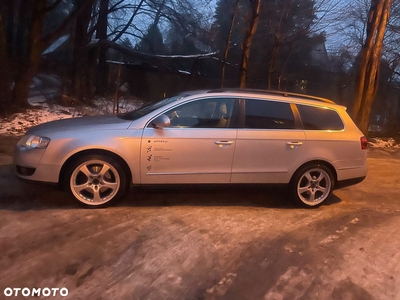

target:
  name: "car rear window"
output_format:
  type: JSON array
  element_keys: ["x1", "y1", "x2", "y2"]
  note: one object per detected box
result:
[
  {"x1": 244, "y1": 99, "x2": 295, "y2": 129},
  {"x1": 297, "y1": 105, "x2": 344, "y2": 130}
]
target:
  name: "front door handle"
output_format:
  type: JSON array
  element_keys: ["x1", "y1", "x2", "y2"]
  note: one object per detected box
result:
[
  {"x1": 214, "y1": 141, "x2": 234, "y2": 148},
  {"x1": 286, "y1": 141, "x2": 303, "y2": 149}
]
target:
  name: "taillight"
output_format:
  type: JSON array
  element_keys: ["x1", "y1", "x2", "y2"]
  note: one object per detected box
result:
[{"x1": 360, "y1": 136, "x2": 368, "y2": 150}]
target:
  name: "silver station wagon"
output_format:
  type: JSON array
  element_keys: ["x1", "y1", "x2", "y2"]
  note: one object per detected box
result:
[{"x1": 14, "y1": 89, "x2": 368, "y2": 208}]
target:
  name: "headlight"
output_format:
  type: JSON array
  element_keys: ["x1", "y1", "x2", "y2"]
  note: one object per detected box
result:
[{"x1": 24, "y1": 135, "x2": 51, "y2": 149}]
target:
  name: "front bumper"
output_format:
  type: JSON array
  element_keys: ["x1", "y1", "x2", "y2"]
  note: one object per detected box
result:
[{"x1": 14, "y1": 145, "x2": 61, "y2": 183}]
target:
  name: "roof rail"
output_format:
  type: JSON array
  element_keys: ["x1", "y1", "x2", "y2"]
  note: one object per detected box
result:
[{"x1": 207, "y1": 88, "x2": 335, "y2": 104}]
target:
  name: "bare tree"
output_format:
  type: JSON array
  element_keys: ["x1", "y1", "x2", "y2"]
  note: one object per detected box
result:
[
  {"x1": 266, "y1": 0, "x2": 294, "y2": 89},
  {"x1": 239, "y1": 0, "x2": 261, "y2": 88},
  {"x1": 96, "y1": 0, "x2": 111, "y2": 95},
  {"x1": 258, "y1": 0, "x2": 321, "y2": 91},
  {"x1": 70, "y1": 0, "x2": 97, "y2": 103},
  {"x1": 0, "y1": 0, "x2": 92, "y2": 109},
  {"x1": 221, "y1": 0, "x2": 239, "y2": 87},
  {"x1": 0, "y1": 8, "x2": 12, "y2": 109},
  {"x1": 352, "y1": 0, "x2": 392, "y2": 134}
]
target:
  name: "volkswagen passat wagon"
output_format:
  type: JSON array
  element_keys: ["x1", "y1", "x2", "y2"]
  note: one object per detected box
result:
[{"x1": 14, "y1": 89, "x2": 367, "y2": 208}]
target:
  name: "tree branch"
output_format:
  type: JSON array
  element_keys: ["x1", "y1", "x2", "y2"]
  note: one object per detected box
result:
[
  {"x1": 41, "y1": 0, "x2": 93, "y2": 48},
  {"x1": 43, "y1": 0, "x2": 64, "y2": 14},
  {"x1": 112, "y1": 0, "x2": 146, "y2": 42},
  {"x1": 88, "y1": 39, "x2": 218, "y2": 60}
]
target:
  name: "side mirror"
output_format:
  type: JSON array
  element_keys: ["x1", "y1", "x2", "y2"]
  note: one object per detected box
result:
[{"x1": 151, "y1": 114, "x2": 171, "y2": 129}]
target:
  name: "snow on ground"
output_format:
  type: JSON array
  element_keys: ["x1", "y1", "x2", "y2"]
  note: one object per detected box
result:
[
  {"x1": 368, "y1": 137, "x2": 400, "y2": 149},
  {"x1": 0, "y1": 96, "x2": 141, "y2": 136},
  {"x1": 0, "y1": 96, "x2": 399, "y2": 151}
]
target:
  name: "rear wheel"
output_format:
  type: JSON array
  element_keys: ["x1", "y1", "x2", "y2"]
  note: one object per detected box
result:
[
  {"x1": 290, "y1": 164, "x2": 334, "y2": 208},
  {"x1": 64, "y1": 155, "x2": 127, "y2": 208}
]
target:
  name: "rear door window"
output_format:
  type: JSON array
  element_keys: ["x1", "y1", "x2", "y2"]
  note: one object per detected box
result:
[
  {"x1": 244, "y1": 99, "x2": 295, "y2": 129},
  {"x1": 297, "y1": 105, "x2": 344, "y2": 130}
]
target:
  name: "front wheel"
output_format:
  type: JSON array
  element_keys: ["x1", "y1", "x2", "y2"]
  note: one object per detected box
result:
[
  {"x1": 64, "y1": 155, "x2": 128, "y2": 208},
  {"x1": 290, "y1": 164, "x2": 334, "y2": 208}
]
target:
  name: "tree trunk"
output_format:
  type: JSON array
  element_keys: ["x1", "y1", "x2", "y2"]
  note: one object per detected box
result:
[
  {"x1": 239, "y1": 0, "x2": 261, "y2": 88},
  {"x1": 352, "y1": 0, "x2": 392, "y2": 135},
  {"x1": 95, "y1": 0, "x2": 110, "y2": 96},
  {"x1": 15, "y1": 0, "x2": 34, "y2": 62},
  {"x1": 0, "y1": 14, "x2": 12, "y2": 110},
  {"x1": 10, "y1": 0, "x2": 92, "y2": 107},
  {"x1": 71, "y1": 0, "x2": 94, "y2": 103},
  {"x1": 221, "y1": 0, "x2": 239, "y2": 88},
  {"x1": 4, "y1": 0, "x2": 18, "y2": 60},
  {"x1": 12, "y1": 0, "x2": 46, "y2": 107},
  {"x1": 267, "y1": 0, "x2": 293, "y2": 90},
  {"x1": 267, "y1": 35, "x2": 281, "y2": 90}
]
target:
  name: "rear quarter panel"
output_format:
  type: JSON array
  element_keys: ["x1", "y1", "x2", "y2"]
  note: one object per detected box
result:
[{"x1": 282, "y1": 129, "x2": 367, "y2": 183}]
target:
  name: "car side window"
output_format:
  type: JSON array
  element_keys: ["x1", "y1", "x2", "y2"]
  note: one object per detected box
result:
[
  {"x1": 244, "y1": 99, "x2": 295, "y2": 129},
  {"x1": 297, "y1": 105, "x2": 344, "y2": 130},
  {"x1": 163, "y1": 98, "x2": 235, "y2": 128}
]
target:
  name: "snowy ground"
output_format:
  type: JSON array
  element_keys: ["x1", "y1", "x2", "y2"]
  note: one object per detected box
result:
[
  {"x1": 0, "y1": 95, "x2": 142, "y2": 136},
  {"x1": 368, "y1": 136, "x2": 400, "y2": 149},
  {"x1": 0, "y1": 94, "x2": 399, "y2": 151}
]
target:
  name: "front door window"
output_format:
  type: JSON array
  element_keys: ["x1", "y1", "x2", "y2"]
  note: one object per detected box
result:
[{"x1": 164, "y1": 98, "x2": 235, "y2": 128}]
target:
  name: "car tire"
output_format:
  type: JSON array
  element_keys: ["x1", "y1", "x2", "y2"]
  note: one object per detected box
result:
[
  {"x1": 64, "y1": 154, "x2": 128, "y2": 208},
  {"x1": 290, "y1": 164, "x2": 334, "y2": 208}
]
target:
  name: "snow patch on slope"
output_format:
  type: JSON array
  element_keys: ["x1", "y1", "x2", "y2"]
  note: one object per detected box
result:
[{"x1": 0, "y1": 97, "x2": 141, "y2": 136}]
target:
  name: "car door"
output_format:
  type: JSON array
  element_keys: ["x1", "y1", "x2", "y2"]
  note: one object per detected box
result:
[
  {"x1": 140, "y1": 97, "x2": 238, "y2": 184},
  {"x1": 231, "y1": 98, "x2": 306, "y2": 184}
]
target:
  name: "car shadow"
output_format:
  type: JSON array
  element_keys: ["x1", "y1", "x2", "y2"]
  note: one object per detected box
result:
[
  {"x1": 0, "y1": 164, "x2": 342, "y2": 211},
  {"x1": 0, "y1": 164, "x2": 77, "y2": 211},
  {"x1": 120, "y1": 184, "x2": 342, "y2": 210}
]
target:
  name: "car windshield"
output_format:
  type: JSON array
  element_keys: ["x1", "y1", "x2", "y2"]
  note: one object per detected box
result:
[{"x1": 118, "y1": 95, "x2": 183, "y2": 121}]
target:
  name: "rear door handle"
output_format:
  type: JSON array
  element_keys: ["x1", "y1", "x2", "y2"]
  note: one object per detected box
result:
[
  {"x1": 214, "y1": 141, "x2": 234, "y2": 148},
  {"x1": 286, "y1": 141, "x2": 303, "y2": 149}
]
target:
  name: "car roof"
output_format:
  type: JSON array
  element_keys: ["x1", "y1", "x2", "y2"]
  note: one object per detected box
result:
[{"x1": 177, "y1": 89, "x2": 336, "y2": 106}]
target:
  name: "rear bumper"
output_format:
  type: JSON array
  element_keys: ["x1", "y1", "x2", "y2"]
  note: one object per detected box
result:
[
  {"x1": 336, "y1": 176, "x2": 366, "y2": 189},
  {"x1": 336, "y1": 159, "x2": 368, "y2": 182}
]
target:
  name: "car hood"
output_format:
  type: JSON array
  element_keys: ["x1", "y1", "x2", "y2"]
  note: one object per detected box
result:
[{"x1": 26, "y1": 115, "x2": 133, "y2": 135}]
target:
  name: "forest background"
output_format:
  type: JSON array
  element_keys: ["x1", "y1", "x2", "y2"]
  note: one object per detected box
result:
[{"x1": 0, "y1": 0, "x2": 398, "y2": 136}]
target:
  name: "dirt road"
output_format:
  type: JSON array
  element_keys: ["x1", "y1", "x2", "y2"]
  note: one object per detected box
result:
[{"x1": 0, "y1": 135, "x2": 399, "y2": 299}]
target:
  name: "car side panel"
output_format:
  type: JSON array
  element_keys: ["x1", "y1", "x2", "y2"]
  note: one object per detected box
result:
[
  {"x1": 231, "y1": 130, "x2": 306, "y2": 183},
  {"x1": 15, "y1": 129, "x2": 143, "y2": 184},
  {"x1": 140, "y1": 128, "x2": 237, "y2": 184}
]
